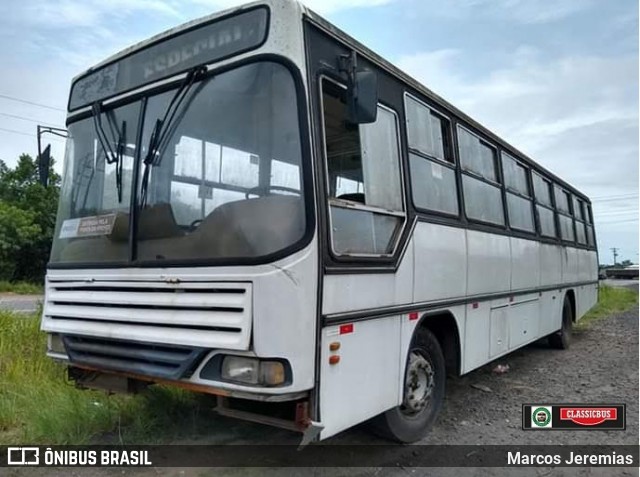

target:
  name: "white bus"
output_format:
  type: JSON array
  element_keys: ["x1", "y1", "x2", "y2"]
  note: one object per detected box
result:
[{"x1": 41, "y1": 0, "x2": 599, "y2": 444}]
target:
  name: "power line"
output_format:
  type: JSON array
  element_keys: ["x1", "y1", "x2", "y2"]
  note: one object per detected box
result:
[
  {"x1": 0, "y1": 127, "x2": 34, "y2": 138},
  {"x1": 0, "y1": 126, "x2": 65, "y2": 142},
  {"x1": 596, "y1": 209, "x2": 639, "y2": 216},
  {"x1": 0, "y1": 112, "x2": 63, "y2": 128},
  {"x1": 0, "y1": 93, "x2": 65, "y2": 112},
  {"x1": 592, "y1": 194, "x2": 638, "y2": 203},
  {"x1": 598, "y1": 218, "x2": 639, "y2": 224},
  {"x1": 592, "y1": 193, "x2": 638, "y2": 199}
]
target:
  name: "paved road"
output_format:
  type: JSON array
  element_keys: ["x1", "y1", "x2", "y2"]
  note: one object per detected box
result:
[
  {"x1": 601, "y1": 278, "x2": 639, "y2": 291},
  {"x1": 0, "y1": 294, "x2": 43, "y2": 313}
]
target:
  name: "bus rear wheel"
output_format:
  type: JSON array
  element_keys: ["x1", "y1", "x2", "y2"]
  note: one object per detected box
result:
[
  {"x1": 370, "y1": 328, "x2": 445, "y2": 443},
  {"x1": 548, "y1": 297, "x2": 573, "y2": 350}
]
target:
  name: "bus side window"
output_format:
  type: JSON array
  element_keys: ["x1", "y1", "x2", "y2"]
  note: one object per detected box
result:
[
  {"x1": 404, "y1": 94, "x2": 458, "y2": 216},
  {"x1": 321, "y1": 79, "x2": 405, "y2": 256},
  {"x1": 457, "y1": 126, "x2": 504, "y2": 226},
  {"x1": 555, "y1": 186, "x2": 575, "y2": 242},
  {"x1": 532, "y1": 172, "x2": 557, "y2": 238}
]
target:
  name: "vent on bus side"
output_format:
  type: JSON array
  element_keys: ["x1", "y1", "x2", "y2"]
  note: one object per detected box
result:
[{"x1": 62, "y1": 335, "x2": 206, "y2": 379}]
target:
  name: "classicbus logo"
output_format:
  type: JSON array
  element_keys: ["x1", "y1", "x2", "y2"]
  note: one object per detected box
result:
[
  {"x1": 531, "y1": 406, "x2": 552, "y2": 428},
  {"x1": 559, "y1": 407, "x2": 617, "y2": 426},
  {"x1": 523, "y1": 404, "x2": 625, "y2": 430}
]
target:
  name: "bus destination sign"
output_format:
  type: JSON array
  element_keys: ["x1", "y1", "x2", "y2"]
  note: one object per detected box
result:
[{"x1": 68, "y1": 7, "x2": 268, "y2": 111}]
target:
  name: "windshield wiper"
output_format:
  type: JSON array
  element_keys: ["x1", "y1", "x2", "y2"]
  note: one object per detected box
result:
[
  {"x1": 92, "y1": 102, "x2": 126, "y2": 203},
  {"x1": 140, "y1": 65, "x2": 207, "y2": 207}
]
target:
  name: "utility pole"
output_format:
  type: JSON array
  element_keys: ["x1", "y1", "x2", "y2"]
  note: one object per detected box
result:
[{"x1": 611, "y1": 247, "x2": 619, "y2": 266}]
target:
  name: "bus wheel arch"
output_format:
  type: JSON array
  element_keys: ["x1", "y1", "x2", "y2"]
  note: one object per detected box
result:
[
  {"x1": 564, "y1": 289, "x2": 577, "y2": 323},
  {"x1": 368, "y1": 311, "x2": 460, "y2": 443},
  {"x1": 416, "y1": 311, "x2": 462, "y2": 376},
  {"x1": 549, "y1": 291, "x2": 574, "y2": 349}
]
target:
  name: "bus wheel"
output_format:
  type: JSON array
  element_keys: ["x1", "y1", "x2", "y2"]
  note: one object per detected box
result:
[
  {"x1": 371, "y1": 328, "x2": 445, "y2": 443},
  {"x1": 548, "y1": 297, "x2": 573, "y2": 350}
]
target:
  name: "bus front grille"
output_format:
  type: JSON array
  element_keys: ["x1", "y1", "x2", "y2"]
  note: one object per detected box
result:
[
  {"x1": 41, "y1": 280, "x2": 253, "y2": 350},
  {"x1": 62, "y1": 335, "x2": 206, "y2": 379}
]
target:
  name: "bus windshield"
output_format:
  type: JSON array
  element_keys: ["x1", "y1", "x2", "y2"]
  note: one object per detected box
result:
[{"x1": 51, "y1": 61, "x2": 306, "y2": 265}]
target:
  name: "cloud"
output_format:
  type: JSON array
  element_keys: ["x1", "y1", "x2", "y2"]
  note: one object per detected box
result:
[
  {"x1": 426, "y1": 0, "x2": 594, "y2": 24},
  {"x1": 19, "y1": 0, "x2": 180, "y2": 28},
  {"x1": 396, "y1": 46, "x2": 638, "y2": 256},
  {"x1": 191, "y1": 0, "x2": 395, "y2": 15}
]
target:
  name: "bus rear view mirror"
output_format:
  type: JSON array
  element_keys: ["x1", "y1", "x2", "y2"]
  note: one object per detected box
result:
[
  {"x1": 38, "y1": 144, "x2": 51, "y2": 187},
  {"x1": 347, "y1": 69, "x2": 378, "y2": 124}
]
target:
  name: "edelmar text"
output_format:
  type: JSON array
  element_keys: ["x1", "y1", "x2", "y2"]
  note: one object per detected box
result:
[
  {"x1": 507, "y1": 451, "x2": 634, "y2": 466},
  {"x1": 43, "y1": 449, "x2": 152, "y2": 466}
]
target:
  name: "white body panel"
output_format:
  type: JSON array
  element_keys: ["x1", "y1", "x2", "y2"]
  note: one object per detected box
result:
[
  {"x1": 319, "y1": 220, "x2": 598, "y2": 438},
  {"x1": 319, "y1": 317, "x2": 402, "y2": 438},
  {"x1": 466, "y1": 230, "x2": 511, "y2": 295},
  {"x1": 413, "y1": 223, "x2": 467, "y2": 301},
  {"x1": 43, "y1": 242, "x2": 319, "y2": 395}
]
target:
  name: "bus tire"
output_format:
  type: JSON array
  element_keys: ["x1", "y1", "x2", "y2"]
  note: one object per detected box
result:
[
  {"x1": 370, "y1": 327, "x2": 445, "y2": 443},
  {"x1": 548, "y1": 296, "x2": 573, "y2": 350}
]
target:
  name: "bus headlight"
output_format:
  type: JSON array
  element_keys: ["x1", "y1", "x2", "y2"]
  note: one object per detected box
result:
[{"x1": 220, "y1": 356, "x2": 286, "y2": 386}]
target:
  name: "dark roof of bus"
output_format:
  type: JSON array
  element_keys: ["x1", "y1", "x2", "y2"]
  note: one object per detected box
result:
[{"x1": 302, "y1": 7, "x2": 591, "y2": 203}]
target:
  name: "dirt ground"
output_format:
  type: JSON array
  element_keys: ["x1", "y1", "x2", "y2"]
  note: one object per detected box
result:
[{"x1": 6, "y1": 285, "x2": 638, "y2": 477}]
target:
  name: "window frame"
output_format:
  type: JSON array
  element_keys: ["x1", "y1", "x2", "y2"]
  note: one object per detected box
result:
[
  {"x1": 531, "y1": 171, "x2": 558, "y2": 239},
  {"x1": 319, "y1": 76, "x2": 407, "y2": 259},
  {"x1": 554, "y1": 185, "x2": 576, "y2": 244},
  {"x1": 457, "y1": 124, "x2": 501, "y2": 186},
  {"x1": 573, "y1": 197, "x2": 588, "y2": 245},
  {"x1": 403, "y1": 92, "x2": 459, "y2": 218},
  {"x1": 404, "y1": 92, "x2": 454, "y2": 166},
  {"x1": 456, "y1": 124, "x2": 505, "y2": 227},
  {"x1": 501, "y1": 150, "x2": 535, "y2": 234}
]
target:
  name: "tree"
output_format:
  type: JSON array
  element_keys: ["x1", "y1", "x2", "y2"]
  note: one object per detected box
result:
[{"x1": 0, "y1": 154, "x2": 61, "y2": 282}]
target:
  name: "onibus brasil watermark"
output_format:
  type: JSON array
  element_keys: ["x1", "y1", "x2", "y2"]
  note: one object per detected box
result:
[{"x1": 7, "y1": 447, "x2": 152, "y2": 466}]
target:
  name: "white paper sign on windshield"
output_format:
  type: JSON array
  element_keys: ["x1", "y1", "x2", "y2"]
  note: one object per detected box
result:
[{"x1": 59, "y1": 214, "x2": 117, "y2": 239}]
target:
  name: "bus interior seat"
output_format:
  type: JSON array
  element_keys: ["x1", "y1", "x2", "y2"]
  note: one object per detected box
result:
[
  {"x1": 187, "y1": 195, "x2": 305, "y2": 257},
  {"x1": 108, "y1": 203, "x2": 184, "y2": 242},
  {"x1": 61, "y1": 196, "x2": 304, "y2": 261},
  {"x1": 137, "y1": 203, "x2": 184, "y2": 240}
]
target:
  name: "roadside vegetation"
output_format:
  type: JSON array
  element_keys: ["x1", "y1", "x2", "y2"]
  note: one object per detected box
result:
[
  {"x1": 0, "y1": 285, "x2": 636, "y2": 444},
  {"x1": 0, "y1": 281, "x2": 43, "y2": 295},
  {"x1": 576, "y1": 284, "x2": 638, "y2": 328},
  {"x1": 0, "y1": 310, "x2": 219, "y2": 445}
]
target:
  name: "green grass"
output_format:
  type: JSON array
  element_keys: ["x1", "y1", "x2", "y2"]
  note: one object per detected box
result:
[
  {"x1": 576, "y1": 285, "x2": 638, "y2": 328},
  {"x1": 0, "y1": 281, "x2": 44, "y2": 295},
  {"x1": 0, "y1": 311, "x2": 219, "y2": 445},
  {"x1": 0, "y1": 285, "x2": 636, "y2": 445}
]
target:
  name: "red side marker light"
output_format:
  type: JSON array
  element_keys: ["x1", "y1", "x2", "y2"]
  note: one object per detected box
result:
[
  {"x1": 329, "y1": 355, "x2": 340, "y2": 365},
  {"x1": 472, "y1": 303, "x2": 479, "y2": 309},
  {"x1": 339, "y1": 323, "x2": 354, "y2": 335},
  {"x1": 408, "y1": 312, "x2": 419, "y2": 321}
]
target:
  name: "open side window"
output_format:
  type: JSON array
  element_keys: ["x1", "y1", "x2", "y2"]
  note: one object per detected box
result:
[
  {"x1": 532, "y1": 172, "x2": 557, "y2": 238},
  {"x1": 321, "y1": 79, "x2": 405, "y2": 257},
  {"x1": 554, "y1": 185, "x2": 575, "y2": 243}
]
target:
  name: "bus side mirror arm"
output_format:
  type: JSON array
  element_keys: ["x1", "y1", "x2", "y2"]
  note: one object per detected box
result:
[
  {"x1": 37, "y1": 125, "x2": 68, "y2": 187},
  {"x1": 339, "y1": 51, "x2": 378, "y2": 124}
]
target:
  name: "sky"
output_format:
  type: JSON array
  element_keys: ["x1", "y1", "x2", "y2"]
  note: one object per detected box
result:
[{"x1": 0, "y1": 0, "x2": 637, "y2": 263}]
